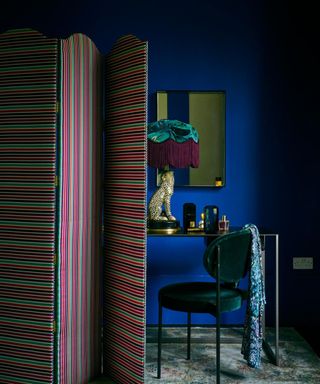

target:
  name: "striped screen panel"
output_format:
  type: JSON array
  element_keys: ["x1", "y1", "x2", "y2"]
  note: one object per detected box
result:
[
  {"x1": 0, "y1": 29, "x2": 58, "y2": 383},
  {"x1": 103, "y1": 35, "x2": 148, "y2": 384},
  {"x1": 58, "y1": 33, "x2": 103, "y2": 384}
]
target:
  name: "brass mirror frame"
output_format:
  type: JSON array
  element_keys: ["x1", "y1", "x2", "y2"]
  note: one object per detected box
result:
[{"x1": 156, "y1": 90, "x2": 226, "y2": 187}]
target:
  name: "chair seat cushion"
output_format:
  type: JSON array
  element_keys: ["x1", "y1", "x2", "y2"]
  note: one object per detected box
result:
[{"x1": 159, "y1": 282, "x2": 245, "y2": 314}]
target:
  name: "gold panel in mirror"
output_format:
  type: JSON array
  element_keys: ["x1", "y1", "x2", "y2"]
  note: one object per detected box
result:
[{"x1": 156, "y1": 90, "x2": 226, "y2": 187}]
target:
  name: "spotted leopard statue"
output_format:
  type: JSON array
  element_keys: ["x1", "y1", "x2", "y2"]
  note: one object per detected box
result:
[{"x1": 148, "y1": 170, "x2": 176, "y2": 221}]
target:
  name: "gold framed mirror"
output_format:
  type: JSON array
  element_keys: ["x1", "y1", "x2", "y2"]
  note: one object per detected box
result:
[{"x1": 156, "y1": 90, "x2": 226, "y2": 187}]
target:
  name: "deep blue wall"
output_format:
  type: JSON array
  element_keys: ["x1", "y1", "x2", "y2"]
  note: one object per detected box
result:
[{"x1": 1, "y1": 1, "x2": 319, "y2": 329}]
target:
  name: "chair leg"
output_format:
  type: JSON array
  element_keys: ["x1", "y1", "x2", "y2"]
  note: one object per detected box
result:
[
  {"x1": 216, "y1": 310, "x2": 220, "y2": 384},
  {"x1": 157, "y1": 303, "x2": 162, "y2": 379},
  {"x1": 187, "y1": 312, "x2": 191, "y2": 360},
  {"x1": 216, "y1": 245, "x2": 221, "y2": 384}
]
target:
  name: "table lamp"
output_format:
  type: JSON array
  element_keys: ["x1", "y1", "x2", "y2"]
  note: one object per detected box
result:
[{"x1": 147, "y1": 119, "x2": 199, "y2": 233}]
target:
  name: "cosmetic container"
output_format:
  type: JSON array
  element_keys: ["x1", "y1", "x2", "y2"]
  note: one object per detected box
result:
[{"x1": 218, "y1": 214, "x2": 229, "y2": 232}]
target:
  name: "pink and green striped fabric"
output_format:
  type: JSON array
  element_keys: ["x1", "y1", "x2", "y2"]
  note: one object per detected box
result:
[
  {"x1": 103, "y1": 35, "x2": 148, "y2": 384},
  {"x1": 58, "y1": 33, "x2": 103, "y2": 384},
  {"x1": 0, "y1": 28, "x2": 58, "y2": 384},
  {"x1": 0, "y1": 28, "x2": 148, "y2": 384}
]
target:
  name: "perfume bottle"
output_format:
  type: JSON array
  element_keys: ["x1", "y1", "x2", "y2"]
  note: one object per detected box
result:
[
  {"x1": 218, "y1": 214, "x2": 230, "y2": 232},
  {"x1": 204, "y1": 205, "x2": 219, "y2": 234},
  {"x1": 183, "y1": 203, "x2": 196, "y2": 232},
  {"x1": 198, "y1": 212, "x2": 205, "y2": 230}
]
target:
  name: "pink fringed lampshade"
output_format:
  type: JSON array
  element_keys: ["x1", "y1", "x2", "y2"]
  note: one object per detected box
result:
[
  {"x1": 147, "y1": 139, "x2": 199, "y2": 168},
  {"x1": 147, "y1": 119, "x2": 200, "y2": 168}
]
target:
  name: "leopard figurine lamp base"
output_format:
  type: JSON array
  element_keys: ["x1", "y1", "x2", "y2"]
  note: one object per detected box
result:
[{"x1": 147, "y1": 170, "x2": 180, "y2": 233}]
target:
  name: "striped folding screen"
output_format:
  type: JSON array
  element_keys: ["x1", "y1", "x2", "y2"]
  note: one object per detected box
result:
[
  {"x1": 0, "y1": 29, "x2": 58, "y2": 383},
  {"x1": 57, "y1": 33, "x2": 103, "y2": 384},
  {"x1": 103, "y1": 35, "x2": 148, "y2": 384},
  {"x1": 1, "y1": 28, "x2": 148, "y2": 384}
]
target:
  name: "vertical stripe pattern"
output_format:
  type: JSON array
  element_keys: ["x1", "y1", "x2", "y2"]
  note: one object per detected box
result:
[
  {"x1": 103, "y1": 35, "x2": 148, "y2": 384},
  {"x1": 0, "y1": 29, "x2": 57, "y2": 383},
  {"x1": 58, "y1": 34, "x2": 102, "y2": 384}
]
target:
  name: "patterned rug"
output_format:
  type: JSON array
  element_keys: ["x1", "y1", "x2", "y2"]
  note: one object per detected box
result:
[{"x1": 145, "y1": 327, "x2": 320, "y2": 383}]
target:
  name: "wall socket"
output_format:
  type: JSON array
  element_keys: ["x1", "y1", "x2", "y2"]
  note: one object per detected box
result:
[{"x1": 293, "y1": 257, "x2": 313, "y2": 270}]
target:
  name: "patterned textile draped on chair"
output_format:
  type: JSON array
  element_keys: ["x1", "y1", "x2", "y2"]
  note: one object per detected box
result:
[{"x1": 241, "y1": 223, "x2": 266, "y2": 368}]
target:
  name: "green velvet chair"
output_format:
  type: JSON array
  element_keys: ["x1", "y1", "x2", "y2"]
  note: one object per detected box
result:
[{"x1": 157, "y1": 228, "x2": 252, "y2": 383}]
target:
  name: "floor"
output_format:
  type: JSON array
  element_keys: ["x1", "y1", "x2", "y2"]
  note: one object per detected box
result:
[
  {"x1": 90, "y1": 326, "x2": 320, "y2": 383},
  {"x1": 296, "y1": 326, "x2": 320, "y2": 357},
  {"x1": 146, "y1": 326, "x2": 320, "y2": 383}
]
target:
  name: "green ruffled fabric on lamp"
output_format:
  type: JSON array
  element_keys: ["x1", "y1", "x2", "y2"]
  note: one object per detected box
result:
[{"x1": 148, "y1": 119, "x2": 199, "y2": 143}]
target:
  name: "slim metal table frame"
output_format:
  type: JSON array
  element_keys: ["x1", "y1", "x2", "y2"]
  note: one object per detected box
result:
[{"x1": 148, "y1": 228, "x2": 280, "y2": 366}]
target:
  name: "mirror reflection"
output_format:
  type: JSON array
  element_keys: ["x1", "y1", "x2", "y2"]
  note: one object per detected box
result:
[{"x1": 156, "y1": 90, "x2": 226, "y2": 187}]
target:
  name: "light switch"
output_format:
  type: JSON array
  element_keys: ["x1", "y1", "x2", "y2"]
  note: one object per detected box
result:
[{"x1": 293, "y1": 257, "x2": 313, "y2": 270}]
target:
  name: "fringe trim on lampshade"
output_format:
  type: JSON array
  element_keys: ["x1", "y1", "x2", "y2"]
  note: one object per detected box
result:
[{"x1": 148, "y1": 139, "x2": 199, "y2": 168}]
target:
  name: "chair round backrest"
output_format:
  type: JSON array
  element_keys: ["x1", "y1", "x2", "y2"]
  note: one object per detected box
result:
[{"x1": 203, "y1": 229, "x2": 251, "y2": 284}]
